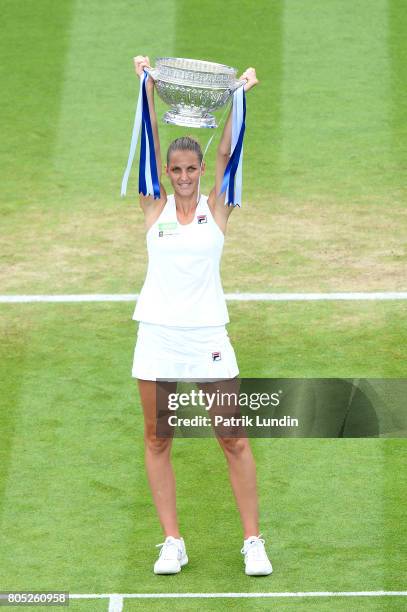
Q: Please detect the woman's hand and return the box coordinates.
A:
[239,67,259,92]
[133,55,153,79]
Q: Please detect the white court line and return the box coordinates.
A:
[1,292,407,304]
[69,590,407,600]
[70,591,407,611]
[107,594,123,612]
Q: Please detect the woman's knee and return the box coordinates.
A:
[144,431,172,455]
[217,436,249,457]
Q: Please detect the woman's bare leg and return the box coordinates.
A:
[137,379,180,538]
[198,379,259,538]
[217,436,259,538]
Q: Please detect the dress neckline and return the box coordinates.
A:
[174,194,202,227]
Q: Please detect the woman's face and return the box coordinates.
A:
[165,150,204,198]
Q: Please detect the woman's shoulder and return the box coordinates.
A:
[139,182,169,212]
[141,187,172,232]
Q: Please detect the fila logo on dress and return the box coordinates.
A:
[212,351,221,361]
[197,215,207,224]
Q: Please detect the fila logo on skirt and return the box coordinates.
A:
[212,351,221,361]
[197,215,207,224]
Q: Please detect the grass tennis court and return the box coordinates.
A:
[1,0,406,610]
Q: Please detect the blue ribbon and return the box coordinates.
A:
[139,71,160,199]
[220,86,246,206]
[121,70,160,199]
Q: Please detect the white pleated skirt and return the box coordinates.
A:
[131,322,239,381]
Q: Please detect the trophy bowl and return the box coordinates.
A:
[147,57,244,128]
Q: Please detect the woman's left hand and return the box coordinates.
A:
[239,67,259,92]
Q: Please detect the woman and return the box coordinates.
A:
[131,55,272,576]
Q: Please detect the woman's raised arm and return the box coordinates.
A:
[209,67,259,216]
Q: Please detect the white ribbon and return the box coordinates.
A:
[120,74,144,197]
[231,84,244,206]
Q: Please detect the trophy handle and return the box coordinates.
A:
[144,67,158,80]
[230,78,247,93]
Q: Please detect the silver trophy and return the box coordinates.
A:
[147,57,244,128]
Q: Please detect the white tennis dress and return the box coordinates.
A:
[131,193,239,381]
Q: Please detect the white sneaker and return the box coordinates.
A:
[153,536,188,574]
[241,534,273,576]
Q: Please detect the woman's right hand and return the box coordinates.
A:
[133,55,152,78]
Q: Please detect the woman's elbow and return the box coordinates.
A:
[217,149,230,161]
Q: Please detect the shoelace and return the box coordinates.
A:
[241,534,266,559]
[155,538,180,560]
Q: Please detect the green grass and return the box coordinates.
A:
[1,0,406,296]
[1,0,406,609]
[1,304,406,609]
